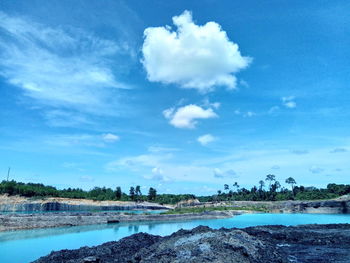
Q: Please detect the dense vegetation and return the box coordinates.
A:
[0,180,194,204]
[0,176,349,205]
[197,175,350,202]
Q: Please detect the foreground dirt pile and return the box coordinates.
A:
[32,224,350,263]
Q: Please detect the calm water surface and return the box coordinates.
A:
[1,213,349,263]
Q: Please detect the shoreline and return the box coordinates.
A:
[0,194,349,232]
[0,210,242,232]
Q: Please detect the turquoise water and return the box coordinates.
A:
[0,213,349,263]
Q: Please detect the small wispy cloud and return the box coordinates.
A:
[197,134,216,146]
[202,98,221,109]
[62,162,85,172]
[213,168,238,179]
[234,109,256,117]
[309,165,324,174]
[330,148,347,153]
[79,175,95,182]
[148,146,180,153]
[282,96,297,109]
[268,106,280,114]
[102,133,120,143]
[106,153,173,171]
[239,79,249,88]
[44,133,119,148]
[43,110,94,127]
[290,149,309,155]
[271,165,280,170]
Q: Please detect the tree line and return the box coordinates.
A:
[0,180,194,204]
[0,177,349,204]
[198,174,350,202]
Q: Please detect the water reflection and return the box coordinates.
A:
[0,219,185,242]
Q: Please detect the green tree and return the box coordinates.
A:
[148,187,157,201]
[265,174,276,190]
[135,185,142,202]
[285,177,297,194]
[135,185,142,195]
[269,181,280,201]
[232,182,239,192]
[258,180,265,191]
[224,184,229,192]
[115,187,122,200]
[271,181,280,191]
[129,186,135,201]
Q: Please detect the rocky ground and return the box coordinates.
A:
[179,195,350,214]
[32,224,350,263]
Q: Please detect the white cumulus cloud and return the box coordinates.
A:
[197,134,216,146]
[163,104,218,129]
[142,10,251,92]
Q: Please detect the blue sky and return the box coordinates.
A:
[0,0,349,195]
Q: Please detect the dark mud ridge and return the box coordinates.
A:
[33,224,350,263]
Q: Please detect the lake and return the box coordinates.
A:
[1,213,350,263]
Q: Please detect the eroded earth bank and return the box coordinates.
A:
[0,210,237,232]
[33,224,350,263]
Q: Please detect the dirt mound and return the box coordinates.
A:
[32,224,350,263]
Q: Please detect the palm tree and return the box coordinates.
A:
[232,182,239,192]
[265,174,276,190]
[224,184,229,192]
[258,180,265,191]
[129,187,135,201]
[135,185,142,202]
[135,185,142,195]
[285,177,297,195]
